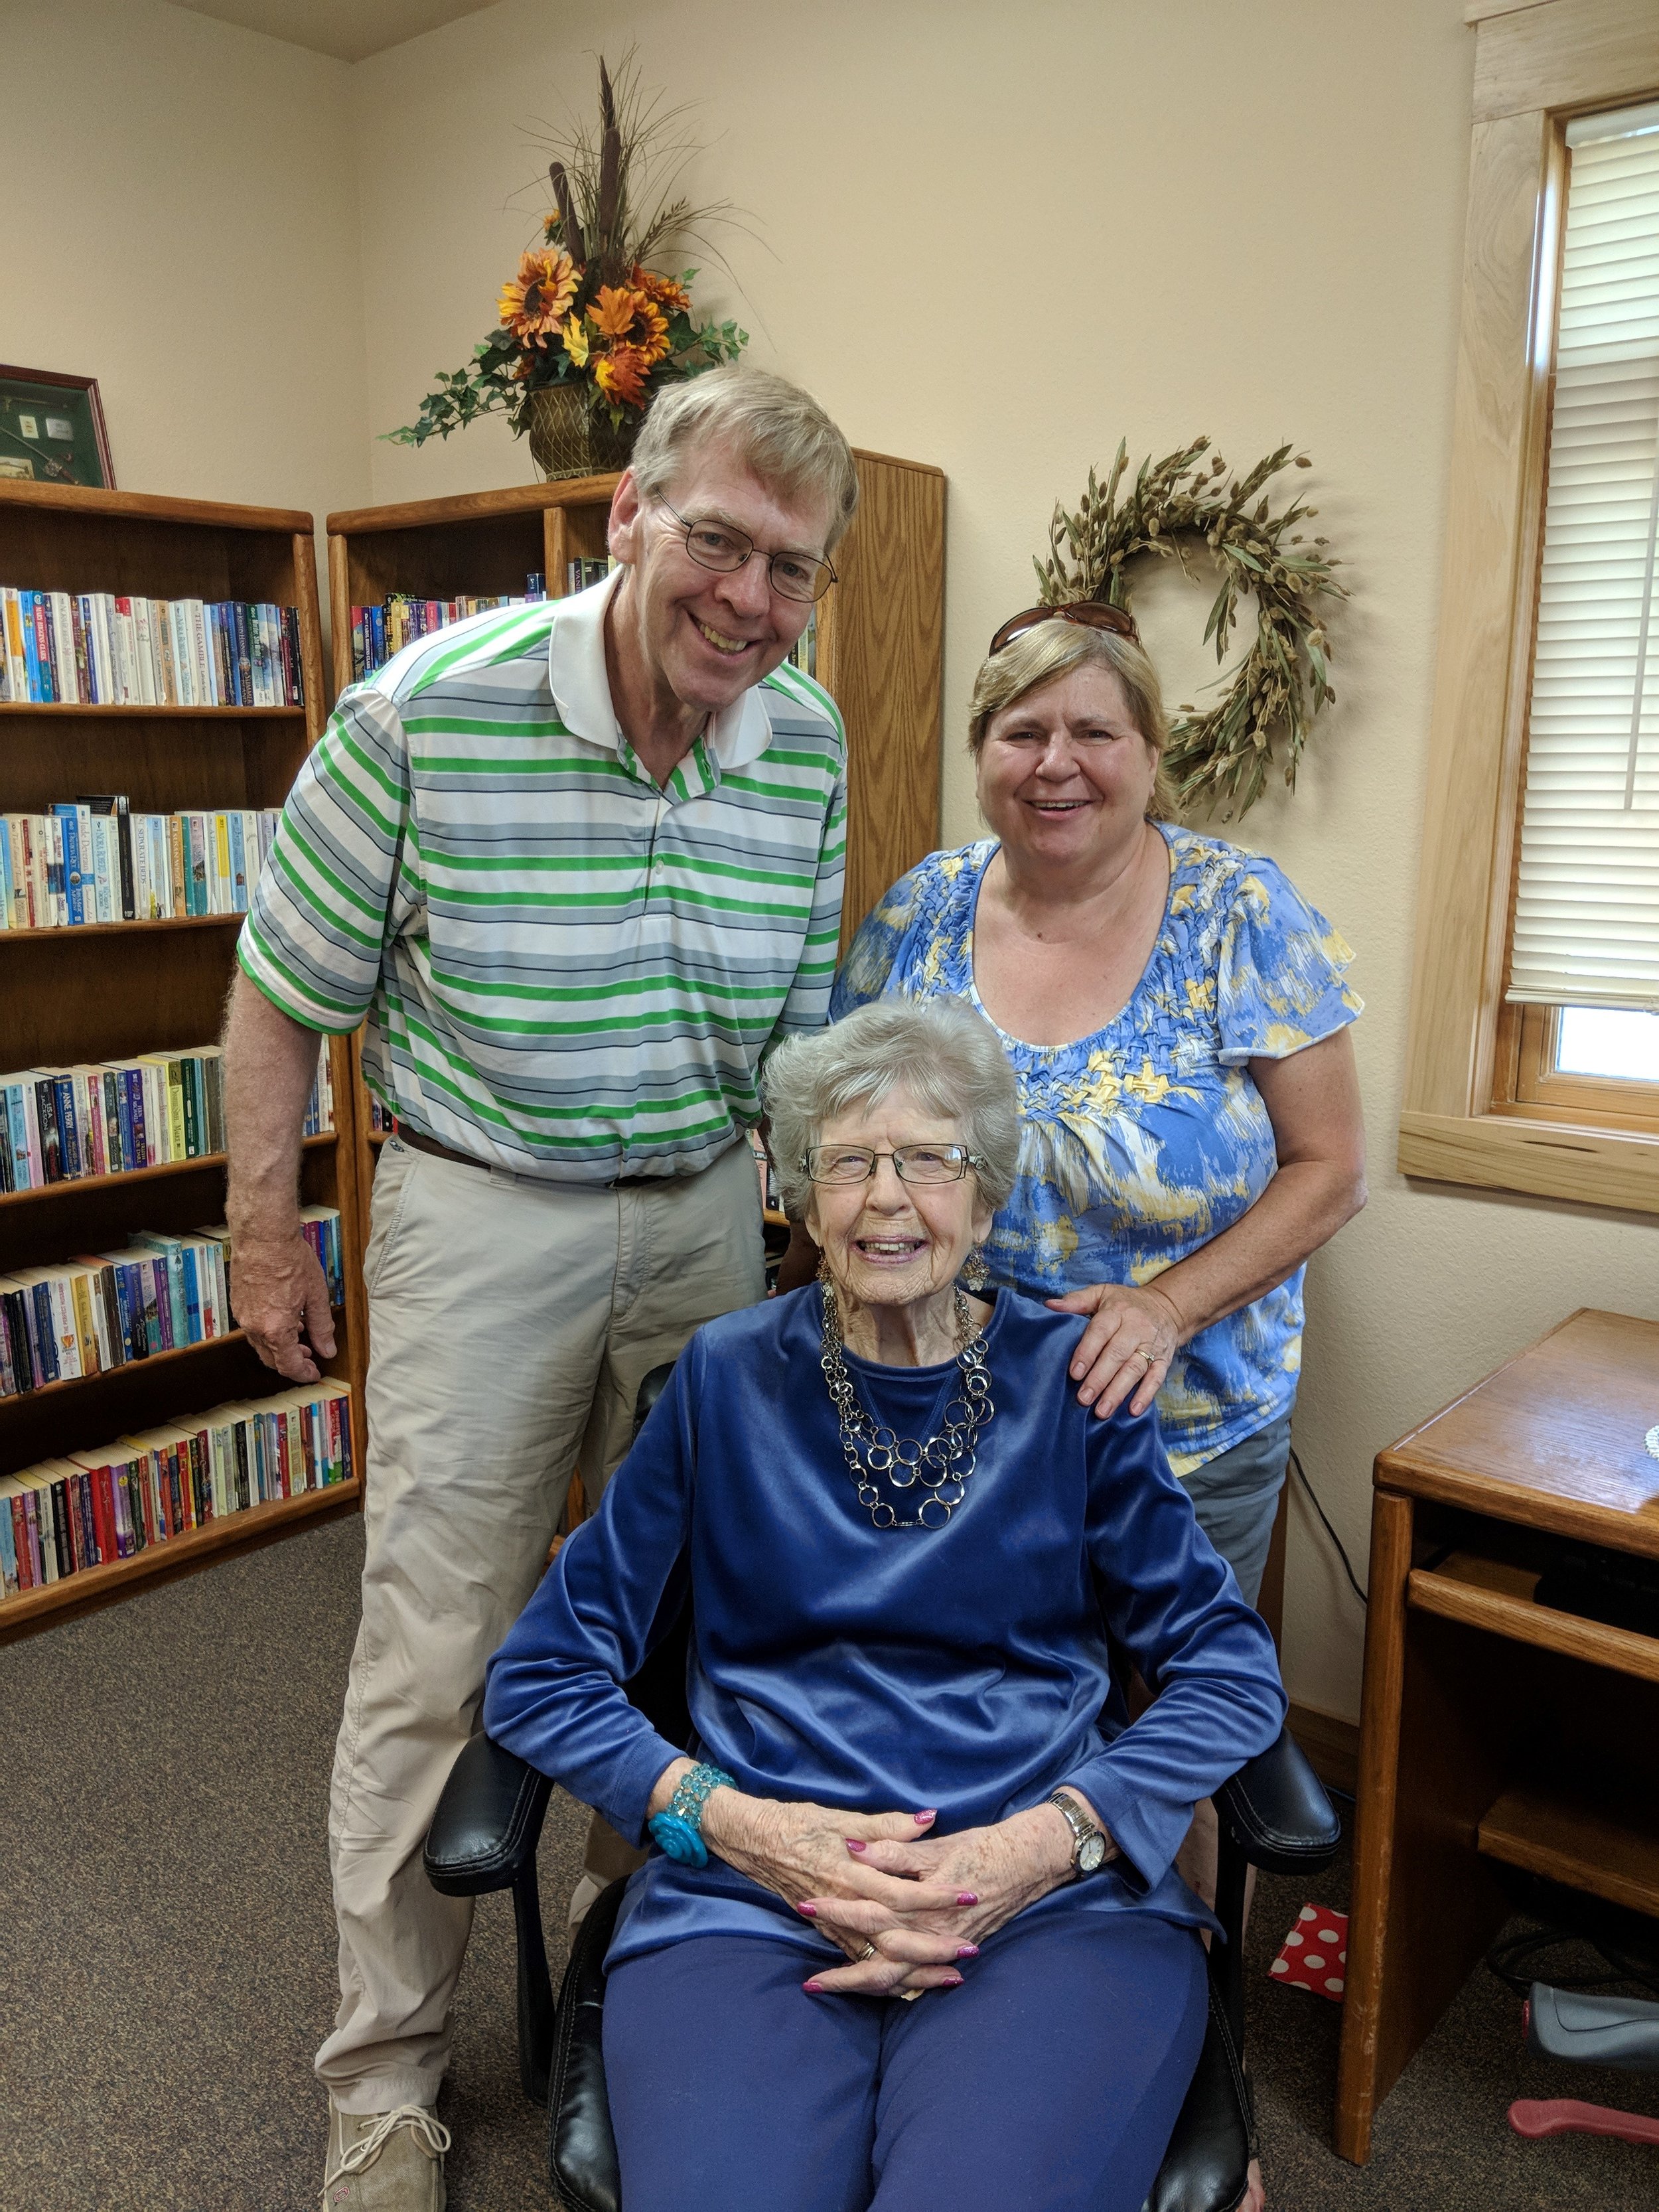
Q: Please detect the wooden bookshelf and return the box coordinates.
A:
[325,455,946,1222]
[0,482,366,1640]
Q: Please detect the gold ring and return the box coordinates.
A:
[859,1940,879,1961]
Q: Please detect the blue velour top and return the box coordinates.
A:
[483,1286,1287,1969]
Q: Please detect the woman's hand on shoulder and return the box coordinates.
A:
[700,1792,972,1995]
[1045,1280,1185,1419]
[794,1805,1080,1994]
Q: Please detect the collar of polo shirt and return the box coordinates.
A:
[547,567,776,775]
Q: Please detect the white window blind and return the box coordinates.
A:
[1508,102,1659,1011]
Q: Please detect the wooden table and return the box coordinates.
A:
[1336,1308,1659,2162]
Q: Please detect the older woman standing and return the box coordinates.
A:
[828,606,1367,1609]
[484,999,1284,2212]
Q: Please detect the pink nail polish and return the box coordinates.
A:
[956,1944,979,1958]
[957,1891,978,1905]
[914,1810,936,1823]
[942,1973,964,1987]
[803,1979,826,1993]
[796,1902,818,1917]
[845,1838,866,1854]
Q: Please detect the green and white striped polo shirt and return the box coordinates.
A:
[238,573,847,1181]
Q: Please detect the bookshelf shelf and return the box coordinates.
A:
[0,1306,339,1414]
[0,1475,361,1640]
[0,480,368,1635]
[0,703,307,719]
[2,915,246,943]
[0,1133,332,1211]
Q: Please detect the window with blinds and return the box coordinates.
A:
[1508,101,1659,1014]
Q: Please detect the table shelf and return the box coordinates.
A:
[1479,1776,1659,1919]
[1407,1552,1659,1686]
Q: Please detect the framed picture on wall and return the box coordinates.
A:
[0,366,115,488]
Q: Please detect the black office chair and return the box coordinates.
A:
[426,1366,1341,2212]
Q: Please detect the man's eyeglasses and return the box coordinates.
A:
[988,601,1141,654]
[803,1143,982,1187]
[659,498,837,605]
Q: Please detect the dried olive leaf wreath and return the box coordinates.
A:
[1033,437,1346,818]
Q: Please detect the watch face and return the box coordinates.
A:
[1078,1832,1108,1874]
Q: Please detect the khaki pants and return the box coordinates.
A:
[316,1136,764,2112]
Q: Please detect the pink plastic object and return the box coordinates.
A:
[1508,2099,1659,2148]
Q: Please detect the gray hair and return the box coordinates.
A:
[629,364,860,552]
[762,999,1021,1220]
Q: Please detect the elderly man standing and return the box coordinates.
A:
[222,366,856,2209]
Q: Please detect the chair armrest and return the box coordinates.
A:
[1216,1726,1342,1874]
[423,1733,552,1897]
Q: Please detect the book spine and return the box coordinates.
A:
[50,804,84,926]
[71,595,92,703]
[114,798,134,922]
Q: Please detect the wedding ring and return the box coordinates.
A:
[859,1940,879,1961]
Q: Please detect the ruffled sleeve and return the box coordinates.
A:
[829,859,930,1017]
[1214,855,1362,1066]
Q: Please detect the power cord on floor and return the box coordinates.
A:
[1288,1443,1368,1605]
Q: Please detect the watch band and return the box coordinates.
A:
[1046,1790,1115,1875]
[648,1761,737,1869]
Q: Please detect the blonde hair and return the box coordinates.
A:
[967,621,1181,822]
[628,365,860,553]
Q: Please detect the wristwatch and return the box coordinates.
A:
[1047,1790,1116,1876]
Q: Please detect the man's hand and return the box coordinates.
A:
[231,1224,336,1382]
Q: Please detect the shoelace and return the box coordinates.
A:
[323,2105,453,2201]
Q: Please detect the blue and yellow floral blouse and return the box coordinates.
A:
[830,825,1362,1475]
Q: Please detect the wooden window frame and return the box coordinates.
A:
[1400,0,1659,1215]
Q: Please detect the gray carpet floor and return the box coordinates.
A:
[2,1512,1656,2210]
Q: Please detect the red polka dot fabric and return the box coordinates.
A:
[1268,1903,1348,2001]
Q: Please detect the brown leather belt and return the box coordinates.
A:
[392,1123,659,1188]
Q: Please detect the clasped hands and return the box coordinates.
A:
[697,1785,1080,1998]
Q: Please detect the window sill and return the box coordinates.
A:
[1398,1110,1659,1216]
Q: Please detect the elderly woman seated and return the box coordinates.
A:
[482,998,1286,2212]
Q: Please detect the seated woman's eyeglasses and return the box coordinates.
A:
[804,1143,982,1185]
[658,498,837,604]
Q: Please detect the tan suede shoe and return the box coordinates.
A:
[321,2102,450,2211]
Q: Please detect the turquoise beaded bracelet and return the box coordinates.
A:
[647,1761,737,1868]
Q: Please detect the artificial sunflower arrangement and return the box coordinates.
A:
[388,54,748,477]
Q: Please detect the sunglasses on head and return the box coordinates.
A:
[987,601,1141,655]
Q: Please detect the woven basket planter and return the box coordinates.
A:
[524,385,638,481]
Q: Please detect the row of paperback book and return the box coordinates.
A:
[565,557,615,594]
[0,587,305,707]
[0,1375,354,1599]
[0,1208,343,1399]
[349,577,547,684]
[1,800,280,927]
[0,1041,332,1193]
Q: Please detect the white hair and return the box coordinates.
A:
[629,365,859,552]
[762,999,1020,1219]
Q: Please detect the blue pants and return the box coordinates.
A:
[603,1909,1208,2212]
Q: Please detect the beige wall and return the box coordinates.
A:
[0,0,369,560]
[9,0,1655,1720]
[349,0,1658,1723]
